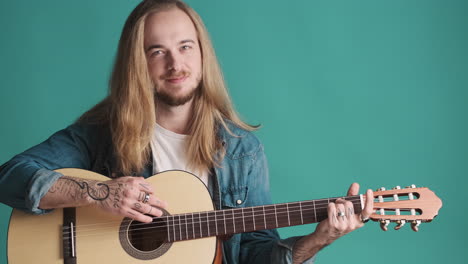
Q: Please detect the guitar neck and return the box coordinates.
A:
[165,195,363,242]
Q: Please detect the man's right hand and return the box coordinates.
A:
[96,176,168,223]
[39,175,168,223]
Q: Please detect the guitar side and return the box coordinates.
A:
[8,169,218,264]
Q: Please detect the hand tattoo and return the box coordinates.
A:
[113,183,124,208]
[134,203,142,210]
[139,183,150,191]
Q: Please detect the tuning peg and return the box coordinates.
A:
[380,220,390,231]
[392,186,401,190]
[394,220,406,230]
[406,184,416,189]
[411,220,421,232]
[376,187,386,191]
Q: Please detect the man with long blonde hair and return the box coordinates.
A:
[0,0,373,263]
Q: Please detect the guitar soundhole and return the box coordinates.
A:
[128,217,166,251]
[119,209,172,260]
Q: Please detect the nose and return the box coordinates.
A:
[167,51,182,72]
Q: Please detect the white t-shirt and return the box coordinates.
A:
[150,124,209,186]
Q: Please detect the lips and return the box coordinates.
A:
[166,76,188,84]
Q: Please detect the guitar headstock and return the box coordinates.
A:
[370,185,442,232]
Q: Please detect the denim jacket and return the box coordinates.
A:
[0,121,315,264]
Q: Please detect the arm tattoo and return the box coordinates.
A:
[62,177,110,201]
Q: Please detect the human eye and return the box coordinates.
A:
[151,49,165,57]
[181,45,192,51]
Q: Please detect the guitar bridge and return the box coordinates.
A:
[62,208,77,264]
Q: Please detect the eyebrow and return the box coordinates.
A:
[146,39,196,52]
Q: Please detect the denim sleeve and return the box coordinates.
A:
[0,123,95,214]
[239,145,315,264]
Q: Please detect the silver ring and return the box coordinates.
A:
[337,211,346,218]
[361,215,369,223]
[142,193,150,204]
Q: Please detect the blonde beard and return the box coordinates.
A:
[155,83,200,107]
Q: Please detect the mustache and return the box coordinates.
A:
[163,71,190,79]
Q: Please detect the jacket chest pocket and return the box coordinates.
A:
[221,186,249,208]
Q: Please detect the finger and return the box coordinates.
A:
[344,200,355,218]
[138,181,154,194]
[133,202,163,217]
[136,191,168,209]
[347,182,359,196]
[145,205,164,217]
[149,195,168,209]
[136,191,147,202]
[328,202,337,224]
[336,203,346,222]
[361,189,374,218]
[335,198,345,204]
[343,200,361,229]
[126,209,153,223]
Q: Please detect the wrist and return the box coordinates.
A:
[292,233,328,264]
[307,230,334,248]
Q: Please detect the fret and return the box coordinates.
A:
[223,210,227,235]
[185,214,188,240]
[206,212,210,237]
[192,213,195,239]
[252,207,256,230]
[313,200,317,222]
[199,212,203,238]
[241,208,246,232]
[180,215,184,240]
[185,214,189,240]
[274,204,278,227]
[286,203,290,226]
[167,216,172,242]
[175,215,181,241]
[299,202,303,224]
[263,205,267,229]
[172,216,176,242]
[214,211,218,235]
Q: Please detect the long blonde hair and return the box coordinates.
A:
[79,0,257,175]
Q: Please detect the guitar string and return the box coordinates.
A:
[61,198,363,239]
[61,197,361,236]
[61,197,363,237]
[60,209,340,249]
[60,195,362,232]
[55,209,335,253]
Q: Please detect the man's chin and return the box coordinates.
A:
[155,92,196,107]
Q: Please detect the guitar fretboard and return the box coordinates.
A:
[163,195,362,242]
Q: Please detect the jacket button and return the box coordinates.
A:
[236,199,242,205]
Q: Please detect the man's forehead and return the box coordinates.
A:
[144,8,198,46]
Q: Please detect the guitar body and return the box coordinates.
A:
[8,169,218,264]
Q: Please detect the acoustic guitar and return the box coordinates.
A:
[7,168,442,263]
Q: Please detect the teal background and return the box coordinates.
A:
[0,0,466,263]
